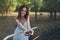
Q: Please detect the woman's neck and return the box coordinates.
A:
[19,16,26,24]
[21,16,25,19]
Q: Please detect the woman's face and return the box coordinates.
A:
[21,7,27,17]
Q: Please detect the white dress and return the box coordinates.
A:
[13,21,29,40]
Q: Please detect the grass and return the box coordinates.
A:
[0,12,60,40]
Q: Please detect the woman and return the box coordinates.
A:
[13,5,34,40]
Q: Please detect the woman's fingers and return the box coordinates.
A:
[24,29,34,36]
[25,34,30,36]
[29,29,34,35]
[31,30,34,35]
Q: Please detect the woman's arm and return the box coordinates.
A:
[15,19,26,31]
[27,16,34,35]
[27,15,31,29]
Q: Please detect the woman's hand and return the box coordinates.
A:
[24,29,34,36]
[24,33,31,36]
[29,29,34,35]
[24,30,31,36]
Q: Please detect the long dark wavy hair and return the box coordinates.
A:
[17,5,29,21]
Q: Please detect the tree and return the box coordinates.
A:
[57,0,60,12]
[42,0,57,21]
[0,0,17,18]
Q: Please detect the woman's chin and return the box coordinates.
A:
[21,15,24,17]
[21,14,25,17]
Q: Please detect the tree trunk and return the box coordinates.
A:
[50,12,53,21]
[53,12,56,21]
